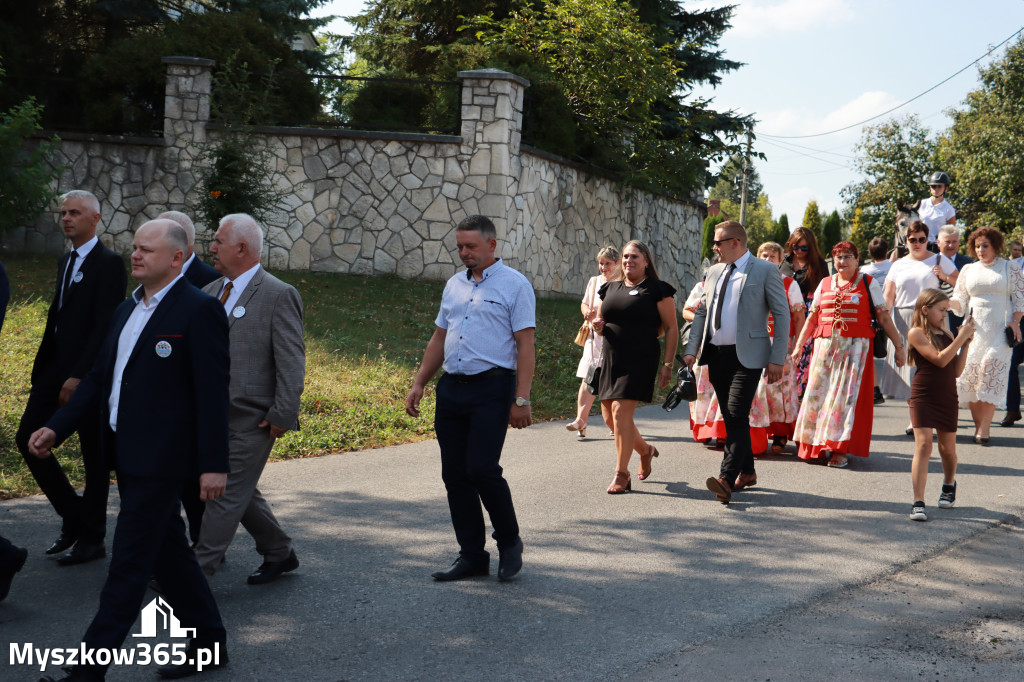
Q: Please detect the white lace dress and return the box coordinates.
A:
[952,258,1024,406]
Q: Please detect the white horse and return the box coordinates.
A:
[892,200,921,258]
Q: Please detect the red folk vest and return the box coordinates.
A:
[767,275,797,338]
[813,273,875,339]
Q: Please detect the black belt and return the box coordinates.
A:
[445,367,515,383]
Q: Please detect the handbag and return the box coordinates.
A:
[573,322,589,347]
[584,363,601,395]
[864,274,888,359]
[934,255,954,296]
[1004,259,1021,348]
[663,355,697,411]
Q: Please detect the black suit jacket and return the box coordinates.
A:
[184,255,220,289]
[47,278,230,479]
[32,243,127,387]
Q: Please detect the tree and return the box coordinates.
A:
[822,210,843,252]
[709,153,763,204]
[937,34,1024,232]
[802,201,824,247]
[702,214,724,261]
[713,194,774,254]
[771,213,790,246]
[0,65,60,234]
[841,114,935,249]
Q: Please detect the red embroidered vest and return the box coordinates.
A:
[813,274,875,339]
[768,275,797,338]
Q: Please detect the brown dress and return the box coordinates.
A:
[909,333,958,431]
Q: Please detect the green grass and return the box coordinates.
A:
[0,252,632,499]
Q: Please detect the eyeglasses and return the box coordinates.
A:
[712,237,737,246]
[907,236,928,245]
[792,245,809,252]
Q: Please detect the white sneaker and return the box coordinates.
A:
[910,502,927,522]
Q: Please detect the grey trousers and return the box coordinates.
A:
[194,430,293,576]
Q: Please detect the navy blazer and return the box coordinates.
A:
[184,256,220,289]
[47,278,230,479]
[32,243,127,387]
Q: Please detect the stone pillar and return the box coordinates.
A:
[161,56,214,208]
[457,69,530,257]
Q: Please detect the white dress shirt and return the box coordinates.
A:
[59,235,98,308]
[217,263,261,316]
[710,250,751,346]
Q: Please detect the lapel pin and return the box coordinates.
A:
[155,340,172,358]
[232,306,246,318]
[73,271,84,283]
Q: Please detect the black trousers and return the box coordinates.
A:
[705,344,763,481]
[16,384,109,544]
[1007,319,1024,413]
[434,371,520,563]
[77,474,225,678]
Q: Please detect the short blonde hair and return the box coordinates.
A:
[757,242,783,260]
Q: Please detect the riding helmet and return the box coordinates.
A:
[927,171,950,186]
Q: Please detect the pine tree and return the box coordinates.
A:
[772,213,791,246]
[802,201,824,248]
[822,210,843,252]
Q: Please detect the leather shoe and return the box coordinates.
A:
[1000,410,1022,427]
[45,531,79,555]
[706,476,733,504]
[733,472,757,491]
[247,549,299,585]
[0,545,28,601]
[156,637,228,678]
[431,556,489,581]
[57,542,106,567]
[497,539,524,582]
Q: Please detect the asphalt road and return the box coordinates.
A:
[1,398,1021,681]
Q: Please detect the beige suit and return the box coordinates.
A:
[194,267,305,575]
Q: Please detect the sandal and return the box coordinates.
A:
[637,445,659,480]
[566,419,586,438]
[607,471,631,494]
[826,453,849,468]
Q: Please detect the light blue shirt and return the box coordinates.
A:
[436,258,536,375]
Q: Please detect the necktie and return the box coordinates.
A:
[218,281,234,305]
[714,263,736,330]
[60,250,79,309]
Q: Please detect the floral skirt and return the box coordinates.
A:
[793,335,875,459]
[763,337,800,439]
[690,363,769,454]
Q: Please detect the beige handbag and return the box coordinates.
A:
[573,322,590,347]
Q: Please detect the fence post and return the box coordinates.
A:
[161,56,215,210]
[456,69,530,256]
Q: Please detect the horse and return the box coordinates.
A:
[891,200,921,259]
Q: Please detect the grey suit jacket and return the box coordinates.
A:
[203,268,305,433]
[685,254,790,369]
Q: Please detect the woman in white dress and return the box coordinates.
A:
[882,221,957,403]
[951,227,1024,444]
[567,246,620,437]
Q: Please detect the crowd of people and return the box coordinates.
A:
[567,172,1024,521]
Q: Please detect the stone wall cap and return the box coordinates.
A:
[162,56,216,67]
[457,69,530,88]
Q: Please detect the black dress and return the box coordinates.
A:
[597,278,676,402]
[909,333,958,431]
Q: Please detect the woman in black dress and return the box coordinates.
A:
[592,241,678,493]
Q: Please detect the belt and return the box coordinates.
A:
[445,367,515,383]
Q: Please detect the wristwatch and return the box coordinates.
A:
[515,396,531,407]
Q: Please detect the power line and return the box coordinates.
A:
[758,25,1024,139]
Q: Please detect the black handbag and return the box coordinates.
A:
[584,363,601,395]
[864,274,888,359]
[663,355,697,411]
[1006,326,1021,348]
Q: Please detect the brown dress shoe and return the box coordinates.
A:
[733,472,757,491]
[706,476,732,504]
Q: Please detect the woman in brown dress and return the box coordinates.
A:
[906,289,975,522]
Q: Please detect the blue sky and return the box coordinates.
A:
[312,0,1024,226]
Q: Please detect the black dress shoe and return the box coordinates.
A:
[1000,410,1022,427]
[0,545,28,601]
[497,539,524,582]
[247,549,298,585]
[431,557,489,581]
[45,531,79,555]
[57,542,106,567]
[156,638,228,678]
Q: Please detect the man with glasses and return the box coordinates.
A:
[684,221,789,505]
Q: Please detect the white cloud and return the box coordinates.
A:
[757,90,902,139]
[726,0,855,38]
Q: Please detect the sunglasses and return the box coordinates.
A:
[713,237,737,246]
[792,245,809,252]
[907,236,928,245]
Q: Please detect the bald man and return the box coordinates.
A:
[31,219,231,680]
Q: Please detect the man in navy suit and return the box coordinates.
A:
[30,219,230,681]
[16,190,127,566]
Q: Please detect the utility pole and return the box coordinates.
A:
[739,129,753,225]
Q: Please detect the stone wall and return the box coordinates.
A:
[6,59,706,297]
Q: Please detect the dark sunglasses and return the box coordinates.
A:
[792,245,809,252]
[713,237,737,246]
[907,236,928,245]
